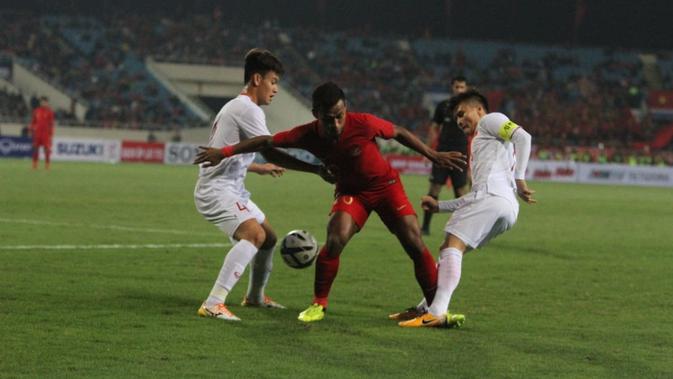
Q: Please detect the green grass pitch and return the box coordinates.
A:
[1,159,672,378]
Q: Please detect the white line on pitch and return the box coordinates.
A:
[0,243,231,251]
[0,218,213,236]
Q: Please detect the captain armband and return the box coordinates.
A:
[498,120,519,141]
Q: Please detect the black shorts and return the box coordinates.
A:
[429,164,468,188]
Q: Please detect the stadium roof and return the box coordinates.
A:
[3,0,673,50]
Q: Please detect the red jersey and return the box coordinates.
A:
[31,106,55,139]
[273,112,398,193]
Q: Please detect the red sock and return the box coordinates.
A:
[45,147,51,169]
[312,246,340,308]
[413,247,438,305]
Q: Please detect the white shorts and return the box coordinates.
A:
[194,186,265,238]
[444,193,518,250]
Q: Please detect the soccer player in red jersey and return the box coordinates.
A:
[194,82,465,322]
[30,96,55,170]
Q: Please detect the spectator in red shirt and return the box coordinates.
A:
[30,96,55,170]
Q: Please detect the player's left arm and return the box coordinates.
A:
[193,132,335,183]
[511,127,536,204]
[488,114,536,204]
[481,113,536,204]
[392,126,466,171]
[421,194,474,213]
[193,135,274,167]
[248,162,285,177]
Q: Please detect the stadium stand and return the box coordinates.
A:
[0,12,202,129]
[1,9,672,165]
[0,88,29,121]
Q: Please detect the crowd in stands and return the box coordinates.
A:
[532,145,673,166]
[0,12,201,129]
[1,9,672,165]
[0,88,29,121]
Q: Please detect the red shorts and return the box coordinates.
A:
[33,135,52,148]
[330,177,416,232]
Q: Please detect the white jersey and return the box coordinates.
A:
[196,94,271,201]
[470,112,521,202]
[443,112,530,249]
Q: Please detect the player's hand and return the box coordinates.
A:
[433,151,467,172]
[193,146,225,167]
[421,195,439,213]
[318,165,337,184]
[515,179,536,204]
[255,163,285,177]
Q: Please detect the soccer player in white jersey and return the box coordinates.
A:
[392,90,536,327]
[195,49,333,321]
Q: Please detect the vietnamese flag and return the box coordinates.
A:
[647,90,673,112]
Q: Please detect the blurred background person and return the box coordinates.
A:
[30,96,54,170]
[421,76,470,235]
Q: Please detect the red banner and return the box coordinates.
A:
[121,141,165,163]
[647,90,673,111]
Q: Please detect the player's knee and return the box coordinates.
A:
[248,230,267,248]
[261,230,277,249]
[325,232,348,255]
[234,221,266,248]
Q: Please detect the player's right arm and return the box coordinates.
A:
[260,146,335,183]
[193,130,335,183]
[193,135,273,167]
[421,194,475,213]
[264,128,336,183]
[393,126,466,171]
[480,113,536,204]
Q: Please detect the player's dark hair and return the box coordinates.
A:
[451,75,467,85]
[312,82,346,112]
[449,89,489,114]
[244,48,284,84]
[40,96,48,101]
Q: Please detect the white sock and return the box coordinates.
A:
[205,239,258,307]
[245,245,275,303]
[416,299,428,313]
[428,247,463,317]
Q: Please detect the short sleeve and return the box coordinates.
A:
[363,113,395,139]
[238,106,271,138]
[272,123,313,148]
[478,112,519,141]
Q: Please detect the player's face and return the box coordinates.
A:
[315,99,347,140]
[452,80,468,95]
[256,71,280,106]
[454,102,482,135]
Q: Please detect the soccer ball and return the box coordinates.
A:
[280,230,319,269]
